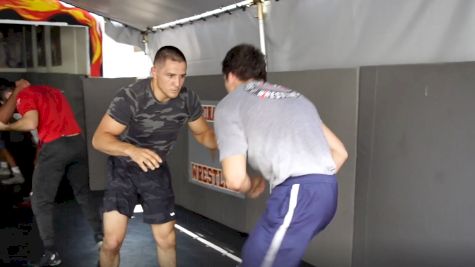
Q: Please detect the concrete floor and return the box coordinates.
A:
[0,193,314,267]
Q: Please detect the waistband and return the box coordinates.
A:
[110,156,168,168]
[279,173,337,186]
[63,133,80,137]
[41,133,82,145]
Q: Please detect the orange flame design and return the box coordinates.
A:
[0,0,102,76]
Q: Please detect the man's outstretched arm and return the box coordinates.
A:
[221,154,266,198]
[92,113,162,172]
[0,110,38,132]
[322,123,348,173]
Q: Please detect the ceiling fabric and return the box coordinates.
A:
[66,0,475,76]
[265,0,475,72]
[61,0,240,31]
[104,20,146,51]
[149,8,259,76]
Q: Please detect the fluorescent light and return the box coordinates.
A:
[0,19,68,26]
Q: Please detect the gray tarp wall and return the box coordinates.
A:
[106,0,475,75]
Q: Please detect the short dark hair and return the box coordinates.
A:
[153,46,187,66]
[0,78,15,94]
[222,44,267,82]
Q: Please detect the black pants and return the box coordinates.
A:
[31,135,102,250]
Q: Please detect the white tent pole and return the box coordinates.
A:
[256,0,266,56]
[142,32,149,55]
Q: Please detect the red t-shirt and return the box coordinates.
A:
[16,85,81,144]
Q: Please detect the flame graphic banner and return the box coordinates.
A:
[0,0,102,76]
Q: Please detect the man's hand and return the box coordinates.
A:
[15,79,30,92]
[125,146,163,172]
[247,176,266,198]
[0,121,9,131]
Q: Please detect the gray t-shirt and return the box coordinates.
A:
[107,78,203,159]
[215,81,336,189]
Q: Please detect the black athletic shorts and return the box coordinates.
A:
[103,156,176,224]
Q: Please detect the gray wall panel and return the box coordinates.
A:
[269,69,358,267]
[355,63,475,267]
[352,67,378,267]
[82,77,136,190]
[0,73,23,83]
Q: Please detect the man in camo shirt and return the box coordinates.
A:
[93,46,217,267]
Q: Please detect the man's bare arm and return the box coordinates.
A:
[188,116,218,150]
[92,113,162,172]
[221,154,265,198]
[0,110,38,131]
[322,123,348,172]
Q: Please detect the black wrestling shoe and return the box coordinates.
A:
[35,251,61,266]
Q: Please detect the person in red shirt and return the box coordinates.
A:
[0,78,103,267]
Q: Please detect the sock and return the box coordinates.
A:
[11,166,21,174]
[0,161,7,168]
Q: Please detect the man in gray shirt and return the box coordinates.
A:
[214,44,348,267]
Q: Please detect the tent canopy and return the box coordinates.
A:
[61,0,241,31]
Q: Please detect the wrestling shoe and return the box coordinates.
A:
[1,173,25,185]
[36,251,61,266]
[0,167,11,177]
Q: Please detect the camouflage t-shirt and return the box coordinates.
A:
[107,78,203,159]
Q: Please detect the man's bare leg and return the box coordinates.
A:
[151,220,176,267]
[100,211,128,267]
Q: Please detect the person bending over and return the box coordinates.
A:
[0,78,103,267]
